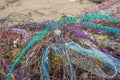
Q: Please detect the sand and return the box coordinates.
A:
[0,0,96,21]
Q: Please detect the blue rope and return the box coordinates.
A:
[40,46,51,80]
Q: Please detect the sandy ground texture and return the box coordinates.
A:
[0,0,96,21]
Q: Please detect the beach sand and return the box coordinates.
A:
[0,0,96,21]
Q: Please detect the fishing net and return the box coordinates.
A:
[0,1,120,80]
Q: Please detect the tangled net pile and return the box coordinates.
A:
[0,0,120,80]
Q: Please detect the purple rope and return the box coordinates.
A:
[0,57,20,79]
[11,28,29,40]
[91,28,109,34]
[29,20,55,30]
[0,56,5,64]
[70,29,98,45]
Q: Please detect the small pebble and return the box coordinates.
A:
[0,5,5,10]
[90,0,105,3]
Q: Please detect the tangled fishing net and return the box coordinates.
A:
[0,0,120,80]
